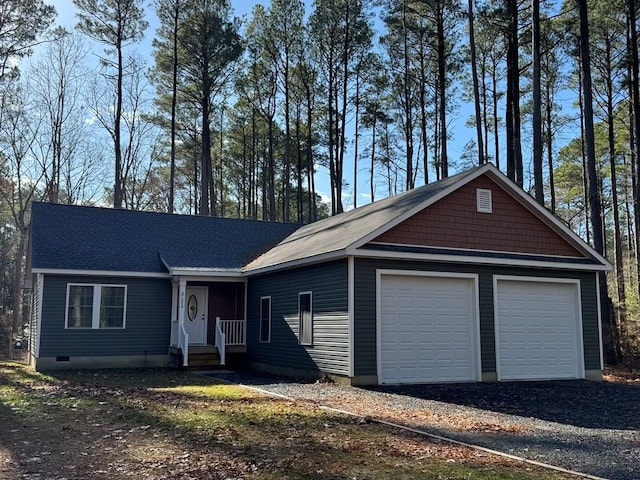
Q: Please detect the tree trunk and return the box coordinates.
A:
[354,66,360,208]
[370,115,377,202]
[337,4,350,214]
[604,35,627,340]
[296,104,303,223]
[283,52,291,222]
[267,118,276,220]
[200,96,211,216]
[434,84,441,180]
[114,36,124,208]
[577,65,590,244]
[468,0,484,165]
[251,110,257,219]
[305,78,316,222]
[481,58,489,164]
[402,1,414,189]
[9,229,26,361]
[491,59,500,170]
[419,40,429,184]
[577,0,616,363]
[628,0,640,327]
[545,81,556,212]
[532,0,544,203]
[436,0,448,178]
[328,50,336,215]
[169,1,179,214]
[506,0,523,185]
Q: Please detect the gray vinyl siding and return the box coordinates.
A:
[39,275,171,357]
[353,258,600,377]
[247,260,349,375]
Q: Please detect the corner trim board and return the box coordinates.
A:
[34,273,44,358]
[348,256,355,378]
[595,272,604,370]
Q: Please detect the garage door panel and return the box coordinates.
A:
[379,274,479,384]
[496,279,583,380]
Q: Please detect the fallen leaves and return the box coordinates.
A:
[0,362,575,480]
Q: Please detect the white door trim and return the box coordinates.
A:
[493,275,585,381]
[376,269,481,384]
[185,286,208,345]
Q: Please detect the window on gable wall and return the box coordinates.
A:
[260,296,271,343]
[298,292,313,346]
[66,284,127,329]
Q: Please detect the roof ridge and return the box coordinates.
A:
[32,201,301,227]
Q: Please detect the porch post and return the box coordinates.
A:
[178,279,186,325]
[178,279,188,366]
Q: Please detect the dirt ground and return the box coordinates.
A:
[0,363,578,480]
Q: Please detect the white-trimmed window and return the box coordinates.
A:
[259,296,271,343]
[298,291,313,346]
[66,284,127,329]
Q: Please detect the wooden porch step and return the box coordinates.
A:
[169,345,244,369]
[188,345,217,355]
[188,345,221,369]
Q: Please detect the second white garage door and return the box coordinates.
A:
[495,277,584,381]
[378,272,480,384]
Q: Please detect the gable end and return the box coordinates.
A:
[373,175,585,258]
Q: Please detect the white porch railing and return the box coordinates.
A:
[178,323,189,367]
[220,319,246,346]
[215,317,226,366]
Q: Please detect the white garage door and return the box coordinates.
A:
[495,278,583,381]
[378,273,479,384]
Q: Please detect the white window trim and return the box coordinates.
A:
[298,291,313,346]
[65,283,128,330]
[259,296,271,343]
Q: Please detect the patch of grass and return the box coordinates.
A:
[0,362,576,479]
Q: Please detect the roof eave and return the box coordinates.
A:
[31,268,172,278]
[351,248,612,272]
[168,268,245,277]
[243,249,347,275]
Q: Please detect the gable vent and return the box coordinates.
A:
[476,188,492,213]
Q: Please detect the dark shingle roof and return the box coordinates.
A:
[31,164,610,275]
[244,168,478,271]
[244,163,611,272]
[31,203,300,273]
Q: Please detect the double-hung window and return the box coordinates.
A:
[66,284,127,329]
[298,292,313,345]
[259,296,271,343]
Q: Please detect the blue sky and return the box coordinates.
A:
[45,0,478,209]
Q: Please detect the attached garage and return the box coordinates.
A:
[494,277,584,381]
[377,271,480,384]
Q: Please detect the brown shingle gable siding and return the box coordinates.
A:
[373,175,584,258]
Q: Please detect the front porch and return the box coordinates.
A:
[169,277,247,368]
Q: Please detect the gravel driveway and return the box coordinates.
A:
[206,371,640,480]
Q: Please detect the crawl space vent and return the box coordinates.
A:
[476,188,492,213]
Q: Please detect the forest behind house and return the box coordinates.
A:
[1,0,639,366]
